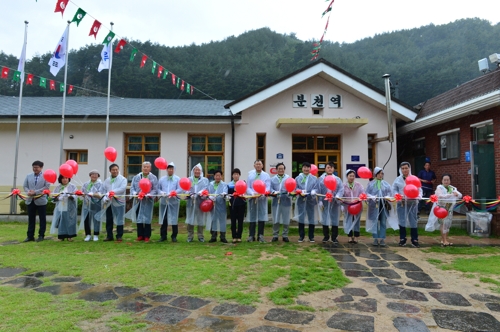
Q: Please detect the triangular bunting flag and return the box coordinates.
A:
[27,74,34,85]
[186,83,191,94]
[171,74,176,85]
[12,70,21,82]
[59,82,65,92]
[1,67,9,79]
[71,8,86,26]
[162,69,168,79]
[190,86,194,95]
[151,61,157,74]
[176,77,180,88]
[102,31,115,46]
[181,80,185,91]
[54,0,69,16]
[114,39,126,53]
[40,77,46,88]
[157,66,163,78]
[140,55,147,68]
[130,48,138,61]
[89,20,101,39]
[49,80,56,90]
[68,85,73,94]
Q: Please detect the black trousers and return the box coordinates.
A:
[27,202,46,239]
[249,221,265,237]
[400,226,418,242]
[230,205,245,238]
[84,214,100,236]
[106,207,123,239]
[137,223,152,238]
[322,226,339,240]
[160,212,179,239]
[348,230,360,237]
[299,223,315,239]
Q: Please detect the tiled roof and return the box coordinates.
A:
[0,96,235,118]
[416,67,500,120]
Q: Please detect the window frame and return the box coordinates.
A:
[438,130,460,161]
[124,133,161,182]
[188,134,225,180]
[66,150,88,164]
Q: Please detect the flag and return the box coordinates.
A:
[27,74,34,85]
[176,77,180,88]
[40,77,46,88]
[48,26,69,76]
[181,80,185,91]
[49,80,56,90]
[68,85,73,94]
[71,8,86,26]
[18,39,26,83]
[140,55,147,68]
[89,20,101,39]
[157,66,163,78]
[151,61,157,74]
[114,39,126,53]
[54,0,69,16]
[98,44,111,72]
[1,67,9,79]
[171,74,176,85]
[60,82,65,92]
[186,83,191,94]
[130,48,137,61]
[162,69,168,79]
[190,86,194,95]
[102,31,115,46]
[13,71,21,82]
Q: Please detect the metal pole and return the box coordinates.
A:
[11,20,29,214]
[59,21,71,165]
[104,22,114,177]
[383,74,393,143]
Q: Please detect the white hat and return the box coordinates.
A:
[374,167,383,176]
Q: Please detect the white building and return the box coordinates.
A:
[0,59,416,213]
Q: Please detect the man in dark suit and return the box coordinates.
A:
[23,160,50,242]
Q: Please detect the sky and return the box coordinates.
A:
[0,0,498,59]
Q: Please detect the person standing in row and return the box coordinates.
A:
[23,160,50,242]
[158,162,182,242]
[318,162,343,243]
[295,162,318,243]
[393,161,422,248]
[208,170,228,243]
[366,167,392,246]
[270,163,292,243]
[227,168,245,243]
[51,175,78,242]
[80,170,102,242]
[417,161,436,214]
[343,169,365,244]
[246,160,271,243]
[129,162,158,243]
[101,164,128,242]
[185,163,209,242]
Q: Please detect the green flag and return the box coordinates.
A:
[176,77,180,88]
[102,31,115,46]
[187,83,191,93]
[151,61,157,74]
[40,77,46,88]
[60,83,65,92]
[162,69,168,79]
[12,70,21,82]
[129,48,137,61]
[71,8,87,26]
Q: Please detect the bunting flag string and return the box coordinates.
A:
[46,0,212,99]
[311,0,335,61]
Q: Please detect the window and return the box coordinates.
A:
[474,122,494,142]
[367,135,377,171]
[66,150,88,164]
[125,134,160,182]
[257,134,266,170]
[440,132,459,160]
[188,134,224,181]
[292,135,340,151]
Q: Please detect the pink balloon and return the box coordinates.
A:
[65,160,78,175]
[310,164,318,176]
[104,147,117,163]
[59,164,74,178]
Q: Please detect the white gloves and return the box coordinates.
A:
[209,196,216,201]
[318,201,323,208]
[311,190,317,196]
[102,196,109,203]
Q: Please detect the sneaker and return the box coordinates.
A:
[187,238,193,243]
[398,239,406,247]
[36,236,44,243]
[209,238,217,243]
[144,237,150,243]
[309,238,315,243]
[171,237,178,243]
[23,237,35,242]
[332,238,339,244]
[93,235,99,242]
[379,239,386,247]
[232,238,237,243]
[247,236,255,242]
[221,238,228,243]
[237,239,242,242]
[272,237,279,242]
[116,238,123,243]
[282,237,290,242]
[372,239,379,246]
[199,238,205,242]
[258,235,266,243]
[411,240,420,248]
[298,237,304,243]
[158,238,167,242]
[84,235,91,242]
[322,237,330,243]
[136,236,144,242]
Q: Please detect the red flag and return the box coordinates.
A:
[54,0,69,16]
[50,80,56,90]
[140,55,147,68]
[181,80,185,91]
[157,66,163,78]
[1,67,9,79]
[114,39,127,53]
[190,86,194,95]
[68,85,74,94]
[171,74,176,85]
[89,20,101,39]
[27,74,33,85]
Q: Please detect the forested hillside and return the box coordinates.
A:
[0,18,498,106]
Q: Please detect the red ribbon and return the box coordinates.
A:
[463,195,472,203]
[295,189,302,195]
[43,189,51,196]
[430,194,438,203]
[201,189,209,197]
[394,193,402,201]
[325,192,333,202]
[265,190,271,196]
[74,190,83,196]
[138,192,146,200]
[359,193,367,201]
[169,190,177,198]
[11,189,20,196]
[108,191,115,199]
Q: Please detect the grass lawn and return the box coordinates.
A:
[0,221,349,331]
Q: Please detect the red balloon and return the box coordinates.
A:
[347,202,362,215]
[405,175,421,188]
[357,166,372,179]
[253,179,266,194]
[235,180,247,195]
[324,175,337,191]
[65,159,78,175]
[433,206,448,219]
[179,177,191,191]
[59,164,74,178]
[139,178,151,194]
[200,199,213,212]
[154,157,167,170]
[104,147,117,162]
[403,184,419,199]
[310,164,318,176]
[43,169,57,184]
[284,178,296,193]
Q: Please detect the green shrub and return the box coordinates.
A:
[19,197,83,215]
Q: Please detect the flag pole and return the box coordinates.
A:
[59,21,71,165]
[104,22,114,178]
[10,20,29,215]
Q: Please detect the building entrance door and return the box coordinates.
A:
[291,135,341,178]
[316,153,340,177]
[471,141,496,204]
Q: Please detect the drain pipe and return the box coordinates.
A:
[231,118,235,172]
[370,74,394,143]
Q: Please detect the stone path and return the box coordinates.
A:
[2,239,500,331]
